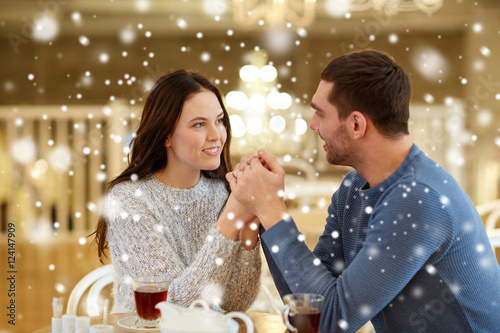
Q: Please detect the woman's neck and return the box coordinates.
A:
[154,167,201,189]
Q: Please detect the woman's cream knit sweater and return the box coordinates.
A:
[104,174,261,313]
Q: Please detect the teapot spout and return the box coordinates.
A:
[155,301,182,319]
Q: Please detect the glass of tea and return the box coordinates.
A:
[132,276,170,328]
[282,293,324,333]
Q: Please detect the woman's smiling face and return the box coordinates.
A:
[165,89,227,176]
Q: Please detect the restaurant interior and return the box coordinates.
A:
[1,0,500,332]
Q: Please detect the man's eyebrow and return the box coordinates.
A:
[310,103,321,112]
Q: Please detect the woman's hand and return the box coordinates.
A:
[215,193,256,241]
[227,150,288,230]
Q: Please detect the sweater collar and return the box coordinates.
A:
[361,144,420,195]
[150,174,211,203]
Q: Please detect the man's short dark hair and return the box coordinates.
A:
[321,49,411,139]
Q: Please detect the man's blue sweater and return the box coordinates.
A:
[261,144,500,332]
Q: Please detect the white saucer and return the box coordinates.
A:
[116,316,161,332]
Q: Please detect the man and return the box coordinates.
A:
[227,50,500,332]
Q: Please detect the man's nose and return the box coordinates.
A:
[310,114,318,131]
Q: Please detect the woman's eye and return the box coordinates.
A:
[195,122,204,127]
[217,118,224,124]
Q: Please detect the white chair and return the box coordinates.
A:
[475,199,500,249]
[66,264,113,316]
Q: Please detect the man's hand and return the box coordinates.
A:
[232,151,260,173]
[240,218,260,250]
[227,150,288,230]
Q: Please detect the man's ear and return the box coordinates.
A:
[348,111,367,139]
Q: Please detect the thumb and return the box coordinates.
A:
[258,150,282,173]
[226,172,237,190]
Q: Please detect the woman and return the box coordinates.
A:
[93,69,261,313]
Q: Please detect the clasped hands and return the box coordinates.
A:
[215,150,288,250]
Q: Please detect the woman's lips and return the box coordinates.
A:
[202,147,220,156]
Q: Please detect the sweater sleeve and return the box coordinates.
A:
[221,240,262,311]
[106,185,244,312]
[261,183,455,333]
[313,199,346,278]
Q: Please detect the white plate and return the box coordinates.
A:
[116,316,161,332]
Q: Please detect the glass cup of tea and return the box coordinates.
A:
[132,276,170,328]
[282,293,324,333]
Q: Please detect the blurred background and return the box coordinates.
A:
[1,0,500,332]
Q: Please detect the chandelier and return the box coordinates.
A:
[226,50,308,157]
[233,0,317,30]
[232,0,443,30]
[345,0,443,15]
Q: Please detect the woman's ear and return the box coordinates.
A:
[348,111,367,139]
[165,137,171,148]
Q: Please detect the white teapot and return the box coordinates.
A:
[155,300,254,333]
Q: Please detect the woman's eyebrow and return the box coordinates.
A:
[188,111,224,123]
[188,116,207,123]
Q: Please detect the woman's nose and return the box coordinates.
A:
[207,124,221,141]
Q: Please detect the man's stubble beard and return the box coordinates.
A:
[324,124,354,167]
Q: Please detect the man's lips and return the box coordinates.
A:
[318,134,326,149]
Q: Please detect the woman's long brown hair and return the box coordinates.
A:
[91,69,232,262]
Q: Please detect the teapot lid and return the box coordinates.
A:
[158,300,234,333]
